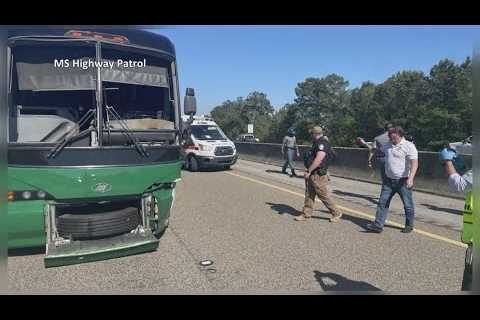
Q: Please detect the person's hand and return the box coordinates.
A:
[406,177,414,189]
[304,171,310,180]
[356,137,366,146]
[439,148,457,162]
[296,151,300,158]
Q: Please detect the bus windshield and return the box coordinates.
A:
[9,42,175,144]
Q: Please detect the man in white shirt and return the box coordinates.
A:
[366,126,419,233]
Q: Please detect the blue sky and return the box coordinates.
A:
[148,26,480,114]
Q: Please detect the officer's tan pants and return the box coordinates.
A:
[303,174,340,217]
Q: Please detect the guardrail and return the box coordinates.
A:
[234,142,471,199]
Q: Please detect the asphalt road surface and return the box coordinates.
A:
[8,160,467,293]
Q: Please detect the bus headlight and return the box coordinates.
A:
[7,190,53,201]
[22,191,32,200]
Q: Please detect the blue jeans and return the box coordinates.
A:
[374,176,415,228]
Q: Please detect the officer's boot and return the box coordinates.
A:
[290,169,297,178]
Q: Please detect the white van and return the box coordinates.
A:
[182,115,237,171]
[449,136,472,155]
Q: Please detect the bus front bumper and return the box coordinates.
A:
[45,231,159,268]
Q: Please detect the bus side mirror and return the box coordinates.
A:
[184,88,197,116]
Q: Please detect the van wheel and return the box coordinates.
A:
[189,156,199,172]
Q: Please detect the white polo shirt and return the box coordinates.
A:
[383,138,418,179]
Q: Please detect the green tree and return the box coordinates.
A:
[211,91,274,141]
[293,74,350,144]
[425,58,472,149]
[349,81,379,139]
[244,91,274,115]
[210,56,472,151]
[371,71,431,147]
[210,98,247,140]
[266,104,299,143]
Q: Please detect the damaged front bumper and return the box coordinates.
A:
[45,230,159,268]
[43,192,167,268]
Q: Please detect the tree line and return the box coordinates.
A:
[210,57,472,151]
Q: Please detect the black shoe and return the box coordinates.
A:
[290,170,297,178]
[402,226,414,233]
[282,168,287,174]
[365,222,383,233]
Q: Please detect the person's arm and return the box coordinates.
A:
[367,148,375,168]
[445,163,472,193]
[406,145,418,188]
[357,138,374,167]
[445,160,458,176]
[406,159,418,188]
[281,137,286,155]
[294,138,300,157]
[304,151,326,179]
[439,148,472,192]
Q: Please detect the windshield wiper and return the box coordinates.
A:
[105,105,149,157]
[47,109,96,159]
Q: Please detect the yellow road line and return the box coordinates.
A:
[225,171,467,249]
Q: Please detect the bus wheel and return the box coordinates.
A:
[189,155,199,172]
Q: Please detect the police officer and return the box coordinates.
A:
[439,147,474,290]
[295,126,342,222]
[282,127,300,177]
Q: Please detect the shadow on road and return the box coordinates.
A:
[333,190,379,206]
[312,211,403,232]
[265,169,304,179]
[265,169,285,174]
[266,202,303,217]
[314,271,381,291]
[420,203,463,216]
[9,247,45,257]
[266,202,403,232]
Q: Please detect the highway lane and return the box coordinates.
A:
[234,160,465,233]
[8,160,466,292]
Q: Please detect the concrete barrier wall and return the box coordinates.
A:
[234,142,472,199]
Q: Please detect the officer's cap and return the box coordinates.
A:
[309,126,323,135]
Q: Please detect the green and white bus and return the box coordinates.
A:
[5,28,196,267]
